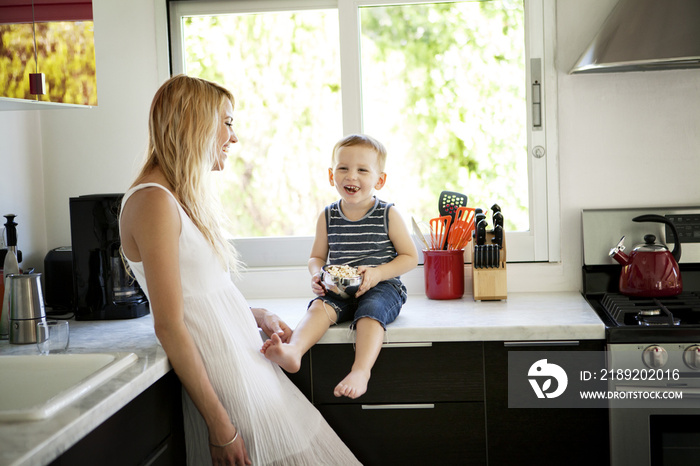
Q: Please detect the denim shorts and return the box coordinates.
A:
[309,280,408,329]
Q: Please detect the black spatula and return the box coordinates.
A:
[438,191,468,221]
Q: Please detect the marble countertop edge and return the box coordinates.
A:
[0,347,172,466]
[0,290,605,466]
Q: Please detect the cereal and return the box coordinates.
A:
[325,265,359,278]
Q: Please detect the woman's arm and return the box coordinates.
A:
[121,188,250,465]
[251,307,292,342]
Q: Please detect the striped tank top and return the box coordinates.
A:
[325,198,402,285]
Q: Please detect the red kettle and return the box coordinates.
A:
[608,214,682,297]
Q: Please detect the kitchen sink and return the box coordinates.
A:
[0,352,138,422]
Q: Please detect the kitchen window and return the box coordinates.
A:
[168,0,559,266]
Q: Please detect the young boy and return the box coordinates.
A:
[261,134,418,399]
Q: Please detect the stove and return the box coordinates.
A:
[582,206,700,343]
[581,207,700,466]
[601,292,700,327]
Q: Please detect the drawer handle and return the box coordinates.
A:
[381,342,433,348]
[361,404,435,410]
[504,341,580,347]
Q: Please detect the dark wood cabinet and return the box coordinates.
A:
[310,342,487,466]
[319,401,484,465]
[50,371,186,466]
[483,340,609,466]
[285,338,610,466]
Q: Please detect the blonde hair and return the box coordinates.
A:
[331,134,387,172]
[136,74,239,270]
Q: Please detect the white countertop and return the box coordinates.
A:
[250,291,606,343]
[0,316,170,466]
[0,291,604,466]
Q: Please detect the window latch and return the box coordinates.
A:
[531,58,542,130]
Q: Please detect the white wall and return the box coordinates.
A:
[553,0,700,292]
[0,0,698,295]
[40,0,162,252]
[0,112,47,269]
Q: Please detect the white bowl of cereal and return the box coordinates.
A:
[321,264,362,299]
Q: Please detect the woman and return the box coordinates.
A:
[119,75,360,466]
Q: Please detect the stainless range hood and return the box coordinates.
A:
[570,0,700,74]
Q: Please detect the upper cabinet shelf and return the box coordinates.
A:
[0,97,94,111]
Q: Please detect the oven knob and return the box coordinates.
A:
[642,345,668,368]
[683,345,700,370]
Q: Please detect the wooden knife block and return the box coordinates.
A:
[471,232,507,301]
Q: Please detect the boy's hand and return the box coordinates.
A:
[311,272,326,296]
[355,266,382,297]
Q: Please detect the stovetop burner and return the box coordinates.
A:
[600,292,700,327]
[581,206,700,343]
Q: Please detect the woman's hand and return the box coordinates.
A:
[311,271,326,297]
[355,266,382,297]
[209,429,252,466]
[252,307,292,343]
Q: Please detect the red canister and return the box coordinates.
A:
[423,249,465,299]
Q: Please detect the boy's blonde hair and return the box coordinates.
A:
[135,74,239,269]
[331,134,387,172]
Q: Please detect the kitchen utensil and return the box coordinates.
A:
[8,273,46,344]
[447,223,468,250]
[1,215,20,340]
[446,207,475,250]
[429,216,451,251]
[492,211,503,230]
[438,191,468,223]
[493,224,503,248]
[474,211,486,230]
[608,214,682,297]
[411,217,430,250]
[37,320,70,354]
[493,225,503,267]
[475,218,487,246]
[321,265,363,299]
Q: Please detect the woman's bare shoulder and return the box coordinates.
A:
[122,185,182,244]
[125,186,178,216]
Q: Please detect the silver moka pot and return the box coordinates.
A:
[8,273,46,344]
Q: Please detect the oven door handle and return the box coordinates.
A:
[615,385,700,397]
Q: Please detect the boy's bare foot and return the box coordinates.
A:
[261,333,302,373]
[334,369,370,399]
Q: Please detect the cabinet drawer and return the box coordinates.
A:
[283,353,312,401]
[319,402,486,466]
[51,371,185,466]
[484,340,609,466]
[311,341,483,404]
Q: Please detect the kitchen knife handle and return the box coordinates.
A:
[493,211,504,229]
[493,225,503,248]
[476,219,487,245]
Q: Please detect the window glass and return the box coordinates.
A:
[359,2,527,231]
[170,0,558,264]
[182,10,342,236]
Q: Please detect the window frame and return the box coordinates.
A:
[167,0,560,266]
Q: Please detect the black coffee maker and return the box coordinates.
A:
[69,194,149,320]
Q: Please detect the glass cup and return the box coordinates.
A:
[36,320,70,355]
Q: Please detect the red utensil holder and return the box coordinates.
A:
[423,249,465,300]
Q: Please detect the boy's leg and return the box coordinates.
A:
[334,281,406,399]
[261,299,337,373]
[334,316,384,399]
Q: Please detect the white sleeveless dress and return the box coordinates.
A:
[120,183,360,466]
